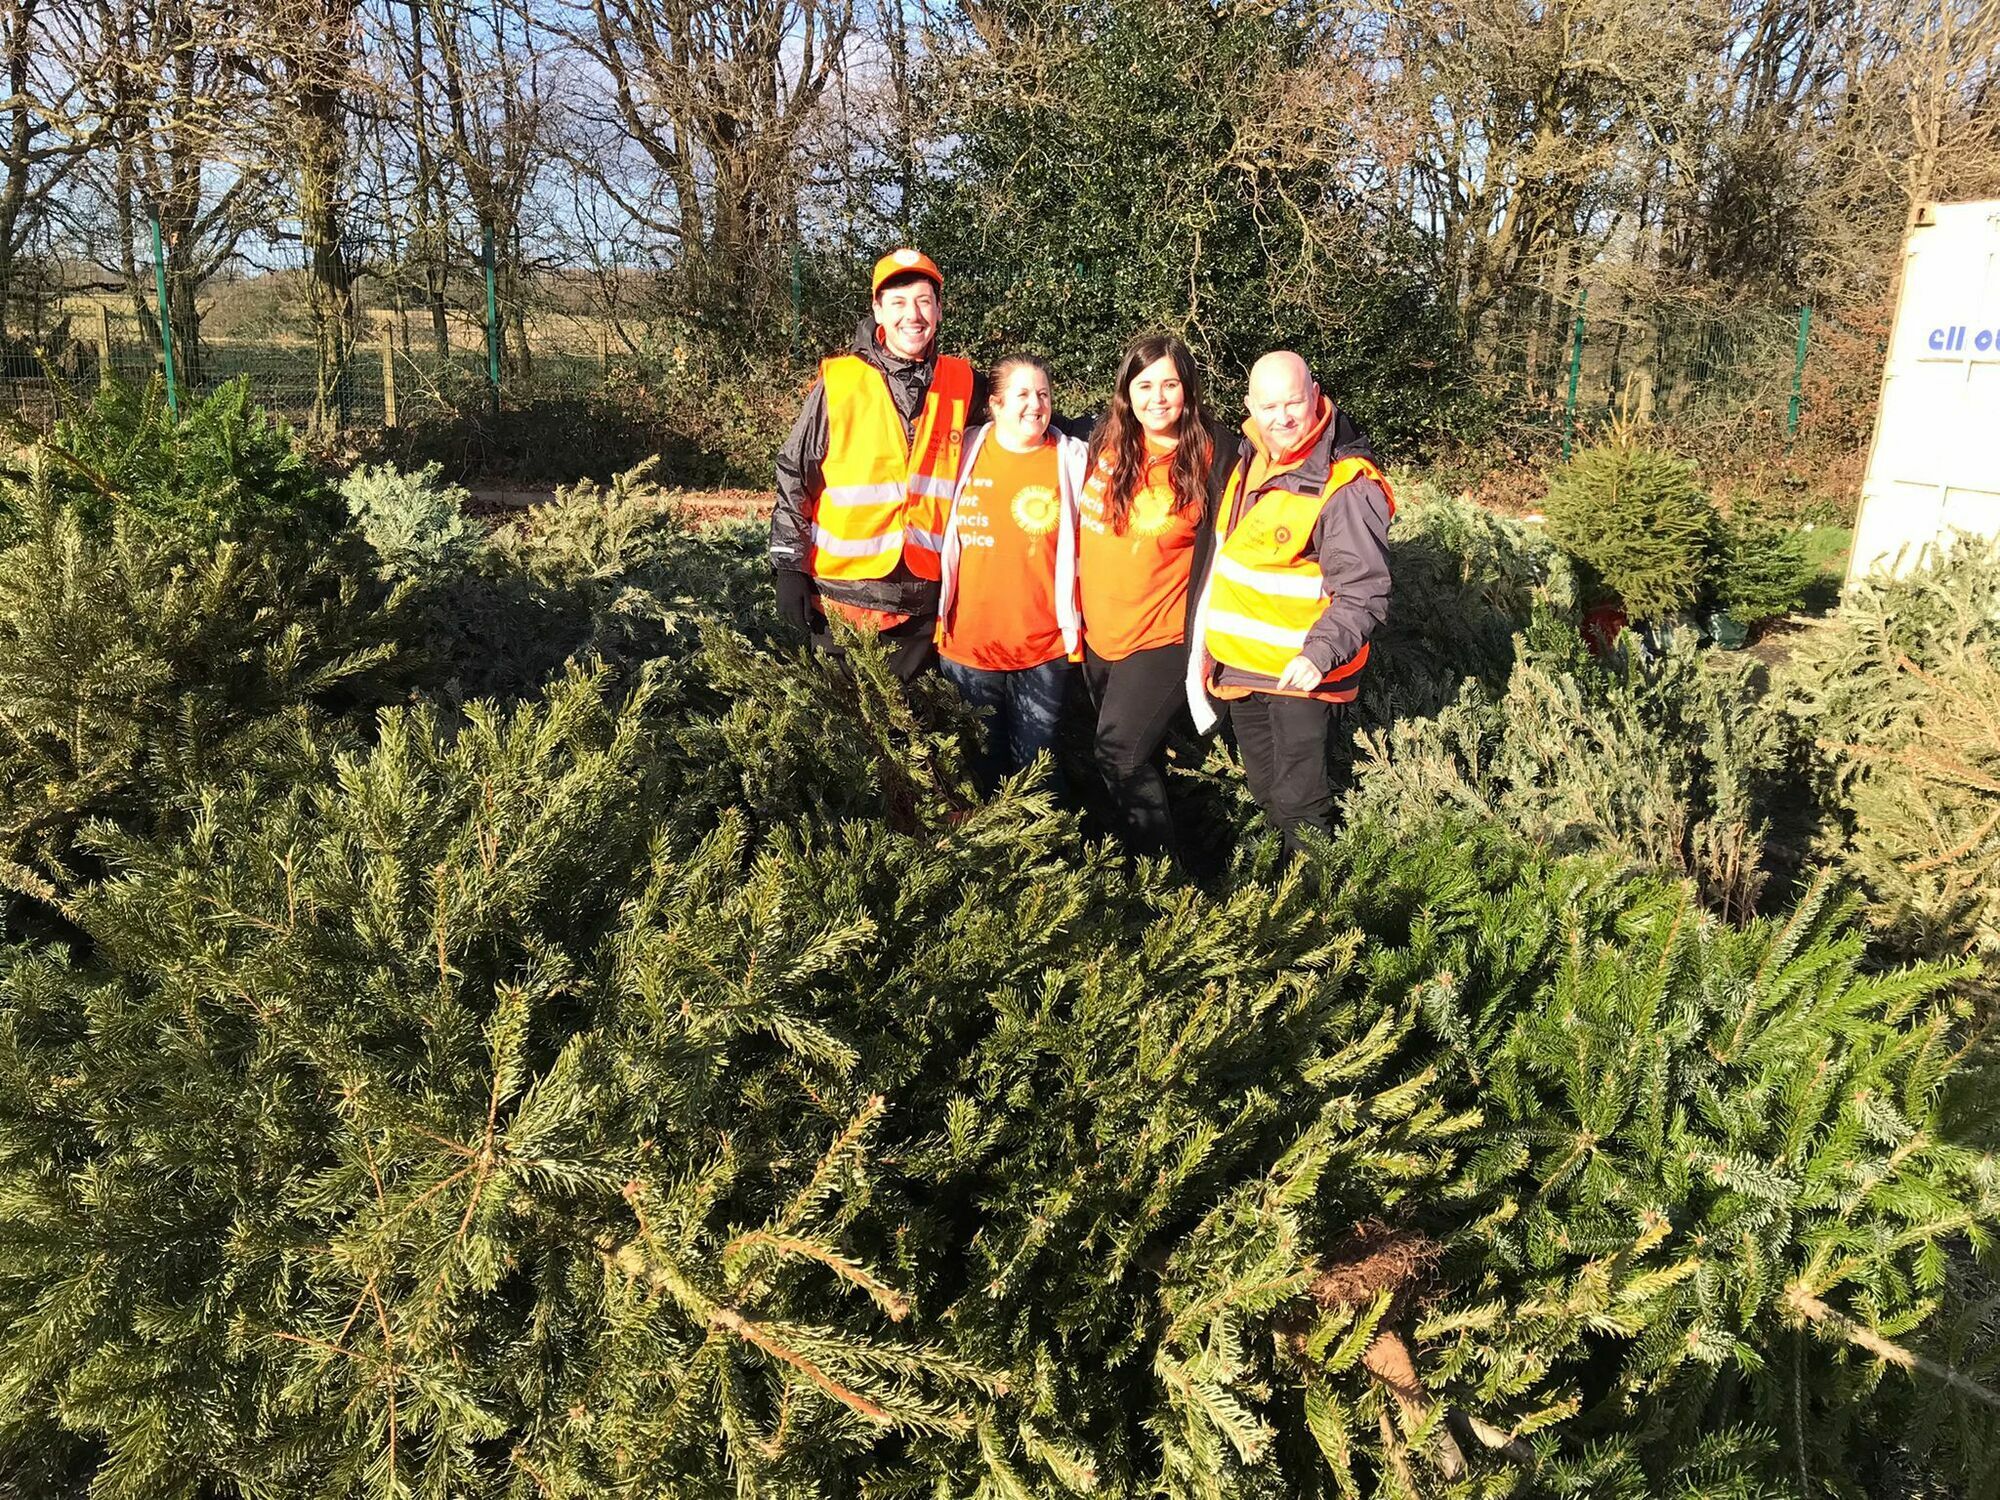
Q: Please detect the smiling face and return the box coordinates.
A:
[1246,352,1319,460]
[873,277,940,361]
[992,361,1051,450]
[1128,355,1186,442]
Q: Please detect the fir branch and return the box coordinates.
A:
[722,1231,910,1322]
[708,1305,896,1427]
[1783,1286,2000,1410]
[772,1095,886,1240]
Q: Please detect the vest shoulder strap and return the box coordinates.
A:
[1324,454,1395,516]
[822,352,879,398]
[930,354,974,400]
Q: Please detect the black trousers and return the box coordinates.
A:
[1230,692,1336,856]
[1082,643,1185,856]
[811,613,938,683]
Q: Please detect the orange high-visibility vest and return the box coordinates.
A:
[807,353,973,583]
[1205,455,1395,693]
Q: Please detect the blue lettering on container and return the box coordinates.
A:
[1927,324,2000,353]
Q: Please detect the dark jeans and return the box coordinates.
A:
[811,612,937,683]
[940,657,1071,792]
[1082,642,1185,856]
[1230,692,1337,857]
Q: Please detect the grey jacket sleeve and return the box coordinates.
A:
[770,378,828,572]
[1301,476,1392,674]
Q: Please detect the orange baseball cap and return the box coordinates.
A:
[871,247,942,294]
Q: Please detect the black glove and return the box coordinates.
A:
[774,569,815,638]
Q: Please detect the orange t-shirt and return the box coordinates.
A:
[1078,438,1200,661]
[938,437,1066,671]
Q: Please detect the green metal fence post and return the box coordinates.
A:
[1787,304,1811,442]
[1563,287,1588,460]
[481,222,502,417]
[149,212,179,421]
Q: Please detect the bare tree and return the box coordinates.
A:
[62,0,272,388]
[247,0,367,432]
[410,0,551,376]
[1839,0,2000,224]
[376,0,456,357]
[0,0,94,342]
[1355,0,1700,375]
[571,0,853,342]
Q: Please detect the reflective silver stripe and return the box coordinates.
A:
[1213,554,1325,599]
[1206,608,1309,650]
[908,474,956,500]
[820,481,907,509]
[811,525,901,558]
[903,526,946,552]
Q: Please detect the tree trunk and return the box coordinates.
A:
[289,0,359,437]
[403,0,452,359]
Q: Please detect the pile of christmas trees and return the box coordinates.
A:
[0,387,1996,1498]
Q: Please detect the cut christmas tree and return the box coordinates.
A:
[0,404,1995,1499]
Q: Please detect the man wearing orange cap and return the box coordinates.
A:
[769,248,984,680]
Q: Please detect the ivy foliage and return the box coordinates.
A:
[911,0,1480,455]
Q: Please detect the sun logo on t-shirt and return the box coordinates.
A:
[1011,485,1060,536]
[1126,487,1176,537]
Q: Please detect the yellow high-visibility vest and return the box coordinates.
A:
[807,353,973,583]
[1205,455,1394,691]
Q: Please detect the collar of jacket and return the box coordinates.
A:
[1229,398,1376,500]
[1239,397,1334,494]
[851,314,935,377]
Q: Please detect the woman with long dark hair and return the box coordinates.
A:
[1076,333,1229,856]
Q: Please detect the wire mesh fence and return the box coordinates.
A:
[1477,291,1881,480]
[0,294,629,435]
[0,256,1870,491]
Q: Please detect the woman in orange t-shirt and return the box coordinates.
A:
[937,353,1087,789]
[1077,334,1224,856]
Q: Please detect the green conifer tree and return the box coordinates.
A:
[3,636,1994,1499]
[2,400,1996,1500]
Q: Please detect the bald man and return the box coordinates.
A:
[1187,352,1393,855]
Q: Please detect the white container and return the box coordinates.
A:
[1849,200,2000,584]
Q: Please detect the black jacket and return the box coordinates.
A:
[769,318,989,618]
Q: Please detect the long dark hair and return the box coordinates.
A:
[1086,333,1213,535]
